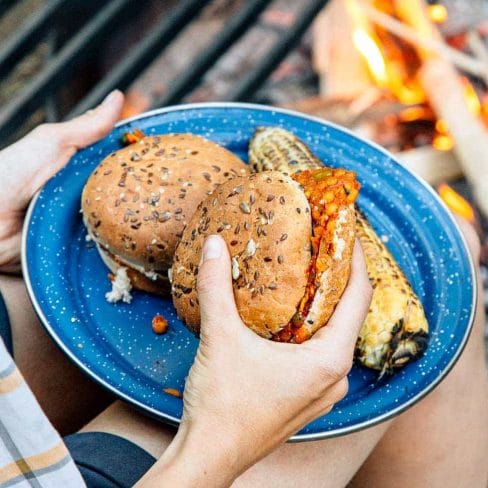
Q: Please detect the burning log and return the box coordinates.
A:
[393,0,488,217]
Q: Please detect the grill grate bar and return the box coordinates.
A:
[66,0,208,119]
[152,0,273,108]
[1,0,330,140]
[0,0,17,14]
[0,0,135,140]
[0,0,67,79]
[226,0,329,101]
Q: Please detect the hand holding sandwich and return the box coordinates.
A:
[138,235,372,488]
[0,90,124,273]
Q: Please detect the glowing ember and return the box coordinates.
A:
[434,119,453,150]
[461,77,481,116]
[432,133,454,151]
[400,106,432,122]
[435,119,448,133]
[437,183,475,222]
[427,4,448,24]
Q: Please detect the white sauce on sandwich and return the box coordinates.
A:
[333,208,348,260]
[106,267,133,304]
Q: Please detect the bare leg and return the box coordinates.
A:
[0,274,112,435]
[82,399,391,487]
[80,401,176,458]
[350,220,488,487]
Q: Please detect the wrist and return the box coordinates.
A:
[137,424,242,488]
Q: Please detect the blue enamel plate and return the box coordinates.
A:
[23,103,476,441]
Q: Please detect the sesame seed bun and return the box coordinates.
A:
[82,134,248,296]
[172,170,356,341]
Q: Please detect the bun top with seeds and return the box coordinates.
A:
[82,133,248,296]
[172,167,360,343]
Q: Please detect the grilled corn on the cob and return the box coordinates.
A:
[249,127,429,374]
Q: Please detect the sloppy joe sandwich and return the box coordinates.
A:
[172,168,360,343]
[82,133,248,302]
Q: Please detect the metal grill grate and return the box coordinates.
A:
[0,0,329,143]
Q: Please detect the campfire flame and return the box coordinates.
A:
[353,29,388,87]
[346,1,485,154]
[348,0,426,105]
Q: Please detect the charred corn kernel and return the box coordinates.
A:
[249,126,429,375]
[249,127,322,174]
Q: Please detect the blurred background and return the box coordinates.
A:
[1,0,488,357]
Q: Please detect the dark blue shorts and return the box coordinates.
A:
[0,288,13,356]
[64,432,156,487]
[0,290,157,486]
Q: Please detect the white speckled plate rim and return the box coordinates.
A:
[21,102,477,442]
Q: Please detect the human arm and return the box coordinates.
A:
[0,90,124,273]
[137,235,372,487]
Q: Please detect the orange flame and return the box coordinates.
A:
[347,0,425,105]
[437,183,475,222]
[346,1,483,155]
[353,28,388,87]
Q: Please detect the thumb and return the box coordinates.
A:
[0,90,123,266]
[7,90,124,209]
[197,235,241,338]
[57,89,124,149]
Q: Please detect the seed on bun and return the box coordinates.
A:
[82,133,248,300]
[172,168,360,343]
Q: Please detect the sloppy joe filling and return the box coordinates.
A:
[272,167,360,344]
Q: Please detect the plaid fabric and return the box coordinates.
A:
[0,340,85,487]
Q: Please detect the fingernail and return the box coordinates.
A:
[101,89,120,106]
[202,235,222,263]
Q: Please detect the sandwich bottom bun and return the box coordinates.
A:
[97,243,171,300]
[172,169,359,343]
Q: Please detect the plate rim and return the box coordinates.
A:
[21,101,477,442]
